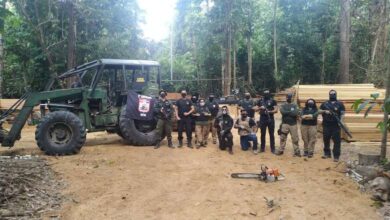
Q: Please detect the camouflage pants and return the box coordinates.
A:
[301,125,317,154]
[206,118,218,143]
[156,119,172,141]
[195,124,209,145]
[278,124,300,153]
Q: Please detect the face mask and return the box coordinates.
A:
[222,110,227,115]
[286,94,293,103]
[192,97,197,103]
[307,102,314,107]
[160,93,166,98]
[245,95,250,99]
[200,102,205,106]
[329,93,337,101]
[209,97,214,102]
[181,93,186,98]
[264,92,270,99]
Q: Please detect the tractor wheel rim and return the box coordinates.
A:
[48,122,73,146]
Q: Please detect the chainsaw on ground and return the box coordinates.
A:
[231,164,285,182]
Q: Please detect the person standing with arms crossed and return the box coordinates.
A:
[175,90,194,148]
[238,92,256,119]
[275,93,301,157]
[256,89,278,153]
[300,98,319,158]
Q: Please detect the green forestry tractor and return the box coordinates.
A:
[0,59,163,155]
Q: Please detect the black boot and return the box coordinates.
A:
[178,140,183,148]
[187,141,193,148]
[275,150,284,156]
[168,140,174,148]
[154,141,161,149]
[293,151,301,157]
[303,151,308,157]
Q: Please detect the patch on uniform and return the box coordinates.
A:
[139,96,151,113]
[186,101,189,105]
[291,107,295,111]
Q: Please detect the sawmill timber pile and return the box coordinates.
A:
[276,84,388,142]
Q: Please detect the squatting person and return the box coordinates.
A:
[234,109,259,154]
[215,105,234,154]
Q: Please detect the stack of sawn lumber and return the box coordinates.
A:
[295,84,387,142]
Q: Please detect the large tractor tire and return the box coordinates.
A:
[35,111,86,155]
[119,106,160,146]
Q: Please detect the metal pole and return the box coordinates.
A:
[170,25,173,81]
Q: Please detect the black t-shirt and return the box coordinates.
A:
[320,101,345,126]
[206,100,219,117]
[194,105,210,122]
[175,98,193,117]
[301,107,318,126]
[257,98,277,120]
[238,99,255,118]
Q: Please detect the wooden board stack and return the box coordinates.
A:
[277,84,388,142]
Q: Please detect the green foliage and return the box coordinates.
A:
[1,0,145,97]
[354,94,390,132]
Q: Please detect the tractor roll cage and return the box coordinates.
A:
[48,59,161,92]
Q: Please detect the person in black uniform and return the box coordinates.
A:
[175,90,194,148]
[238,92,256,118]
[256,89,278,153]
[214,106,234,154]
[206,94,219,144]
[320,90,345,162]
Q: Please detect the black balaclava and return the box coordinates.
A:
[306,99,317,109]
[286,93,293,103]
[209,94,215,102]
[263,89,270,99]
[191,95,198,103]
[160,91,167,99]
[329,90,337,101]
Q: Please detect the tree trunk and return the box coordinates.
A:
[338,0,350,83]
[247,35,252,85]
[0,0,6,98]
[273,0,278,80]
[225,24,231,96]
[67,0,76,70]
[233,39,237,90]
[221,46,225,96]
[321,32,327,84]
[381,56,390,160]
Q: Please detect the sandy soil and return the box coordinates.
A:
[0,124,382,220]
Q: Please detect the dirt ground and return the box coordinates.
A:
[0,123,383,220]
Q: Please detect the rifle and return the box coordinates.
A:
[322,103,353,138]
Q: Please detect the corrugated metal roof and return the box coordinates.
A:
[100,59,160,66]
